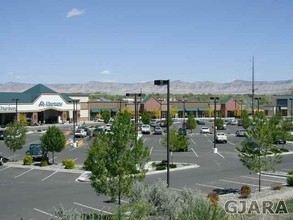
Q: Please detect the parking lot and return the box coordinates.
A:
[0,122,293,219]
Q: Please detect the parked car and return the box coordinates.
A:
[236,129,246,137]
[150,119,159,127]
[178,127,187,136]
[104,124,112,132]
[154,126,163,135]
[26,143,47,161]
[75,129,87,138]
[197,120,206,125]
[216,133,228,143]
[0,129,4,140]
[141,124,151,134]
[200,127,210,134]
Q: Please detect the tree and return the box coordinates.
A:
[84,112,150,205]
[4,122,26,161]
[40,126,66,164]
[162,129,189,152]
[236,112,283,192]
[150,109,160,119]
[186,112,196,132]
[241,110,251,129]
[101,110,111,123]
[141,111,151,124]
[19,113,29,126]
[215,118,224,129]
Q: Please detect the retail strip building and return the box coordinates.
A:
[0,84,82,126]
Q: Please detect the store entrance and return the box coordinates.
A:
[38,109,62,124]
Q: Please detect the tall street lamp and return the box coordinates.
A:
[12,98,19,122]
[289,98,293,122]
[126,93,145,138]
[210,97,219,153]
[239,100,243,120]
[154,80,170,187]
[178,99,188,126]
[255,97,261,112]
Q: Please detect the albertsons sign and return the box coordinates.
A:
[38,101,63,107]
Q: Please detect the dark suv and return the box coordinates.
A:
[26,144,47,161]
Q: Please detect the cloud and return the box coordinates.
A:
[67,8,86,18]
[7,71,21,79]
[100,70,112,75]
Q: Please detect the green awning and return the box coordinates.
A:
[91,108,118,113]
[177,107,207,111]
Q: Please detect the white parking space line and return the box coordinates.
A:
[159,137,162,144]
[73,158,78,161]
[34,208,55,217]
[14,168,33,178]
[0,166,10,172]
[228,141,236,146]
[41,171,58,182]
[207,139,213,144]
[69,147,77,151]
[150,146,153,156]
[73,202,112,214]
[240,176,286,184]
[195,183,224,189]
[170,187,183,191]
[219,179,269,188]
[261,174,287,179]
[191,139,196,146]
[216,152,225,158]
[191,148,198,158]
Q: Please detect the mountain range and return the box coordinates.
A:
[0,80,292,95]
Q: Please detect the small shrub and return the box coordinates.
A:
[271,184,283,190]
[239,185,251,198]
[207,192,219,207]
[155,165,166,171]
[170,163,177,169]
[288,170,293,175]
[62,159,75,169]
[151,162,157,168]
[287,176,293,186]
[23,155,33,165]
[40,159,48,167]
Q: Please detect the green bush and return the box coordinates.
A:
[62,159,75,169]
[170,163,177,169]
[23,155,33,165]
[239,185,251,198]
[287,176,293,186]
[156,165,166,171]
[40,159,48,167]
[288,170,293,175]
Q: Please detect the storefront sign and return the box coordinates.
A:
[0,106,16,111]
[38,101,63,107]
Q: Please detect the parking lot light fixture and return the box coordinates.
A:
[126,93,145,140]
[154,80,170,187]
[210,97,219,153]
[289,98,292,122]
[12,98,19,122]
[255,97,261,112]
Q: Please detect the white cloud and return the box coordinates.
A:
[100,70,112,75]
[67,8,86,18]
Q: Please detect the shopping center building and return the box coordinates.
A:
[0,84,82,126]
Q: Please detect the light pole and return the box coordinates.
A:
[289,98,293,122]
[154,80,170,187]
[178,99,187,126]
[126,93,145,139]
[239,100,243,120]
[255,97,261,112]
[12,98,19,122]
[210,97,219,153]
[71,100,76,145]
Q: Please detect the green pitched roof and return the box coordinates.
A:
[0,84,72,103]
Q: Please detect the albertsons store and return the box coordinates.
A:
[0,84,85,126]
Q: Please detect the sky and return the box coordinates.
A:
[1,0,293,84]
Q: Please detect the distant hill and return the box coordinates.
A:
[0,80,292,95]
